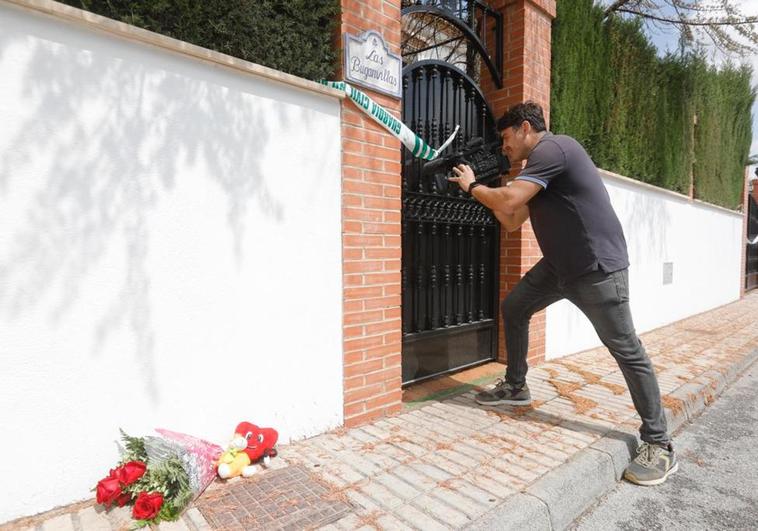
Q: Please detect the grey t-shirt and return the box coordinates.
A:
[515,132,629,280]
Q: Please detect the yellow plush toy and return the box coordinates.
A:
[217,447,256,479]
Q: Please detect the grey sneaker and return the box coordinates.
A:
[623,442,678,486]
[475,379,532,406]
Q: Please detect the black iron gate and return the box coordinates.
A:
[400,61,502,384]
[747,191,758,292]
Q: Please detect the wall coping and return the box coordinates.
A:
[600,169,743,219]
[2,0,345,101]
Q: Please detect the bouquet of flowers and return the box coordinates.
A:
[94,429,222,528]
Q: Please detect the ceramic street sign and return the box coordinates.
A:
[344,30,402,99]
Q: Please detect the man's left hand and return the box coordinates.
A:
[449,164,476,192]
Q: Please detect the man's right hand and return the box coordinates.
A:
[449,164,477,192]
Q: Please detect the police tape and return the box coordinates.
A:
[320,80,458,161]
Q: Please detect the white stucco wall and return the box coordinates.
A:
[0,3,343,523]
[545,170,743,360]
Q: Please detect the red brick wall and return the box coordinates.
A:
[338,0,403,427]
[481,0,556,366]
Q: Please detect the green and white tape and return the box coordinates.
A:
[321,81,458,161]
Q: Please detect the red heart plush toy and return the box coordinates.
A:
[217,421,278,479]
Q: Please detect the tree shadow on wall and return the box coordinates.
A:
[614,178,673,273]
[0,14,311,401]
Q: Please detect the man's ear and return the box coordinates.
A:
[521,120,531,135]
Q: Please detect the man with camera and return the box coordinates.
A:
[447,101,676,486]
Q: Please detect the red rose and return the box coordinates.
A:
[132,492,164,520]
[96,476,122,507]
[116,492,132,507]
[116,461,146,486]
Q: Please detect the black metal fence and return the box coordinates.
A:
[746,192,758,292]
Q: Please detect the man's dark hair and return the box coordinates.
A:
[496,101,547,133]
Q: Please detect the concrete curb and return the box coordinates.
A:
[464,492,552,531]
[465,348,758,531]
[666,348,758,433]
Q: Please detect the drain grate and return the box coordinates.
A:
[194,465,353,530]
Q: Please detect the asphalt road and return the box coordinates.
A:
[570,363,758,531]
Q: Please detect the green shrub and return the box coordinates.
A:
[552,0,755,209]
[61,0,340,81]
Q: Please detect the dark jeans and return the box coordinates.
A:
[503,259,670,445]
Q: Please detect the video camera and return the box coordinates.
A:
[421,136,510,191]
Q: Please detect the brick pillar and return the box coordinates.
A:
[481,0,556,366]
[338,0,403,426]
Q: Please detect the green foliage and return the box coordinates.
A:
[115,431,193,527]
[551,0,756,209]
[127,457,193,527]
[60,0,340,81]
[135,458,192,521]
[119,429,147,463]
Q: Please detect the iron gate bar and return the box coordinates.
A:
[410,35,465,56]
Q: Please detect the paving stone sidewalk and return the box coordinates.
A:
[5,292,758,531]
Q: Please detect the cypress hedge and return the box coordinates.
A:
[552,0,755,209]
[60,0,340,81]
